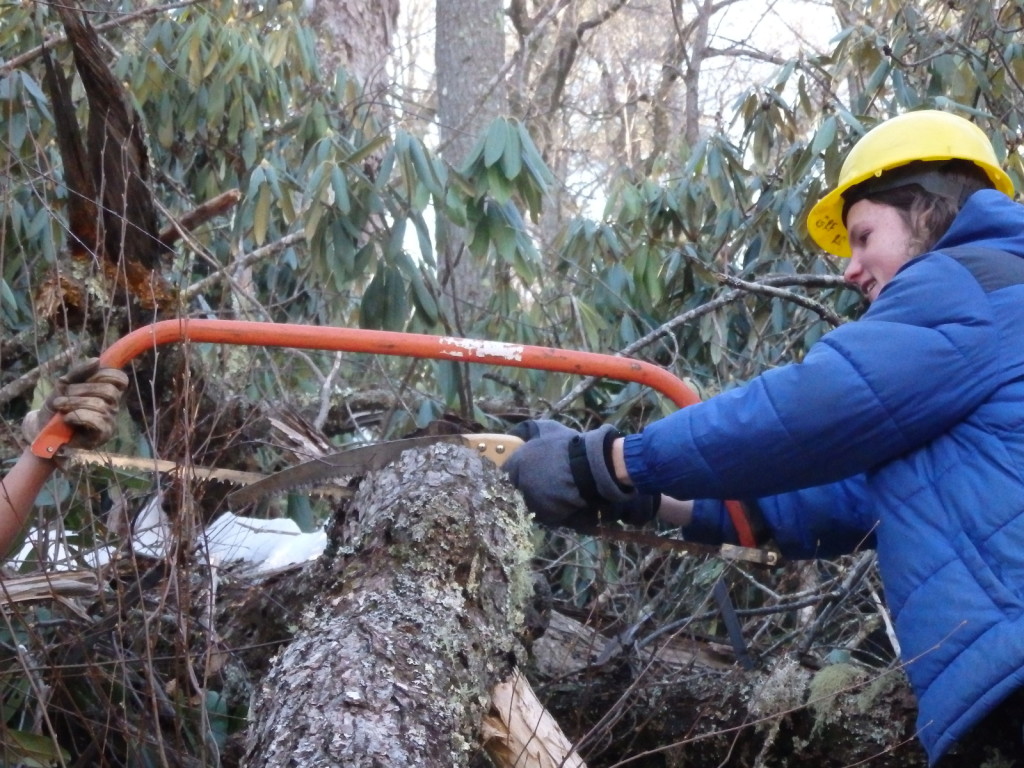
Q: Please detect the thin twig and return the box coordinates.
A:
[795,550,876,655]
[0,344,86,407]
[183,232,305,302]
[547,273,847,415]
[0,0,203,77]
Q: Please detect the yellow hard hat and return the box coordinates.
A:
[807,110,1014,257]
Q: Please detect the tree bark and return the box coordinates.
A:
[435,0,507,334]
[530,611,928,767]
[305,0,398,107]
[242,442,537,767]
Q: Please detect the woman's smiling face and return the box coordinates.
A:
[842,198,917,302]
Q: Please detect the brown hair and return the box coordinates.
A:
[843,160,993,255]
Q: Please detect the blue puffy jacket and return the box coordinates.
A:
[622,189,1024,764]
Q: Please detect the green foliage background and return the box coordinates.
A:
[2,1,1024,764]
[3,1,1024,431]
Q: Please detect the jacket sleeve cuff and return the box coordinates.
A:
[684,498,739,545]
[622,432,656,488]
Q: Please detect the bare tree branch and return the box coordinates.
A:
[547,272,848,415]
[0,0,202,77]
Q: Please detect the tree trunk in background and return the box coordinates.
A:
[435,0,507,329]
[242,442,536,767]
[305,0,399,106]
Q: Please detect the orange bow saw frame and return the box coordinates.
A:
[30,319,759,548]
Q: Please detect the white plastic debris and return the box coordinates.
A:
[9,494,326,575]
[132,493,172,559]
[200,512,327,572]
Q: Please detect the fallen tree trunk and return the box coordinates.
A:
[242,442,544,767]
[530,601,928,766]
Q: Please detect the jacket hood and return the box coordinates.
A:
[935,189,1024,254]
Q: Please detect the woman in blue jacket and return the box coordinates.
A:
[505,109,1024,765]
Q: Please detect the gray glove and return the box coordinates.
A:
[22,358,129,449]
[504,419,658,530]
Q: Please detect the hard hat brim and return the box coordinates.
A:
[806,112,1015,258]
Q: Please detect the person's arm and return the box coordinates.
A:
[675,474,875,560]
[506,250,999,529]
[622,253,1001,501]
[611,437,631,487]
[655,495,693,526]
[2,359,129,558]
[0,452,57,556]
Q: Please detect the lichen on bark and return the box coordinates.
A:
[243,442,535,767]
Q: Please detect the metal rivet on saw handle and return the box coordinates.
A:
[476,442,506,454]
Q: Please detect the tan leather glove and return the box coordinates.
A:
[22,359,129,450]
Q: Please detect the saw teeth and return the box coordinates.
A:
[280,480,353,499]
[60,449,352,497]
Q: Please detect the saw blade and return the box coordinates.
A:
[62,449,267,486]
[60,449,351,498]
[67,444,780,566]
[226,433,522,507]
